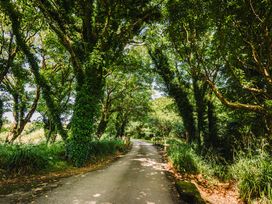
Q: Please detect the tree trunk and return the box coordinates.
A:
[264,115,272,146]
[149,48,196,143]
[96,114,109,138]
[71,67,103,141]
[206,99,218,148]
[116,117,128,138]
[7,87,40,143]
[193,78,206,146]
[68,67,103,166]
[170,84,196,143]
[0,98,3,131]
[96,94,112,138]
[1,1,68,141]
[9,123,25,144]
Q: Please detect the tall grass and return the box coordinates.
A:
[167,139,200,173]
[230,152,272,202]
[166,138,272,202]
[0,139,129,174]
[166,138,231,182]
[66,139,130,166]
[0,142,66,174]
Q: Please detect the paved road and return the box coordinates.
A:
[34,140,181,204]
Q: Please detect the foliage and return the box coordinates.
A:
[230,152,272,202]
[167,139,228,180]
[0,98,3,131]
[0,1,272,202]
[145,97,184,139]
[0,142,67,174]
[167,139,199,173]
[0,139,128,173]
[66,139,129,167]
[0,0,160,166]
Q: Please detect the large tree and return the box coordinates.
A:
[1,0,160,165]
[0,0,68,142]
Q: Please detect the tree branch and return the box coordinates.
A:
[205,77,266,113]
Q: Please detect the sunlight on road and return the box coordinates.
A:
[27,140,177,204]
[132,158,168,171]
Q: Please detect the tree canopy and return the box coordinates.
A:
[0,0,271,167]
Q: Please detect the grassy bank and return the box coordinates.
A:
[0,139,130,177]
[230,153,272,202]
[165,139,272,203]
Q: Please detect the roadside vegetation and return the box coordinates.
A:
[132,96,272,203]
[0,0,271,203]
[166,139,272,202]
[0,139,129,177]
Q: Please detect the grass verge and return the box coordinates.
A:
[230,152,272,202]
[0,139,130,176]
[0,139,131,203]
[165,138,272,203]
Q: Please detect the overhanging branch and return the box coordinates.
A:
[205,77,266,113]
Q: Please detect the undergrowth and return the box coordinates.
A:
[166,138,272,202]
[66,139,129,167]
[230,152,272,202]
[0,142,66,174]
[166,139,226,179]
[0,139,129,175]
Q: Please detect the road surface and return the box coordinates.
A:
[33,140,181,204]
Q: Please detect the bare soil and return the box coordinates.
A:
[155,145,243,204]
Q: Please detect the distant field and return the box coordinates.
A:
[0,123,61,144]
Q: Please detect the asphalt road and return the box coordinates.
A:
[33,140,181,204]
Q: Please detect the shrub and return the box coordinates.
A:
[0,139,128,173]
[166,139,226,179]
[5,145,49,174]
[199,147,229,180]
[66,139,128,167]
[167,139,200,174]
[0,142,67,174]
[0,144,15,168]
[230,153,272,202]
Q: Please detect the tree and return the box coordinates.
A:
[204,0,272,140]
[148,45,197,143]
[2,73,40,143]
[165,0,224,148]
[164,0,272,150]
[0,12,17,84]
[148,96,183,139]
[26,0,160,165]
[113,88,151,138]
[31,1,159,134]
[0,97,3,131]
[37,32,74,144]
[0,0,68,142]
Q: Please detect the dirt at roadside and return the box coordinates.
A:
[0,153,125,203]
[155,145,243,204]
[168,164,243,204]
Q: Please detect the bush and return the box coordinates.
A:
[6,146,49,174]
[199,147,229,180]
[167,139,199,173]
[230,153,272,202]
[66,139,129,167]
[0,144,16,168]
[166,139,226,179]
[0,139,129,173]
[0,142,67,174]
